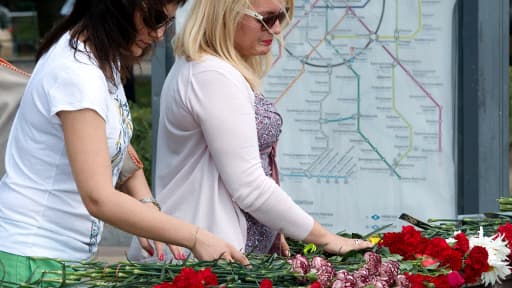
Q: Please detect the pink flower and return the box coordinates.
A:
[311,256,329,270]
[353,267,371,286]
[364,251,382,275]
[288,254,310,275]
[420,256,439,267]
[336,270,350,280]
[395,275,411,288]
[446,271,465,288]
[334,270,357,287]
[379,261,400,286]
[331,279,355,288]
[311,256,335,287]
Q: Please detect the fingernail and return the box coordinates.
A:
[179,252,186,260]
[148,250,154,257]
[159,254,164,261]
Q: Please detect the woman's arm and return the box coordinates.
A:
[191,68,373,254]
[191,69,314,239]
[58,108,248,264]
[118,157,186,260]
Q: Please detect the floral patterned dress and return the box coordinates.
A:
[243,93,283,254]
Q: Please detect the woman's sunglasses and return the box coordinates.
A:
[155,16,176,32]
[141,3,176,33]
[244,7,290,31]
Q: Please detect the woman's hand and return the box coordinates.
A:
[270,233,290,257]
[323,234,374,255]
[279,233,290,257]
[137,202,187,261]
[191,228,250,265]
[137,237,187,261]
[303,221,374,255]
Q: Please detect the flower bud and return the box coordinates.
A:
[364,251,382,275]
[310,256,335,287]
[288,254,310,276]
[354,267,371,286]
[395,275,411,288]
[333,271,357,288]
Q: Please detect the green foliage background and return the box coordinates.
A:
[130,78,153,186]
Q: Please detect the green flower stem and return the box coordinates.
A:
[26,217,512,287]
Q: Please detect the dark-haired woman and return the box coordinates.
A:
[0,0,248,285]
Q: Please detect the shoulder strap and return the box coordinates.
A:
[270,143,280,185]
[0,57,30,77]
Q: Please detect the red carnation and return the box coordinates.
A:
[197,267,218,286]
[497,223,512,261]
[380,226,427,260]
[497,223,512,243]
[463,246,489,284]
[430,274,451,288]
[424,237,451,257]
[442,250,463,271]
[404,272,429,288]
[259,278,273,288]
[423,237,459,269]
[453,232,470,255]
[160,267,220,288]
[170,267,201,288]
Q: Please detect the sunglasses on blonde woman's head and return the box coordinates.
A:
[243,7,289,31]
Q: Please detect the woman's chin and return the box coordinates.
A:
[131,48,144,57]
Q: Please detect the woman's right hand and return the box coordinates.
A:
[191,229,250,265]
[322,233,373,254]
[304,221,374,255]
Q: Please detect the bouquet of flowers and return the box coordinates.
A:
[379,224,511,287]
[7,214,512,288]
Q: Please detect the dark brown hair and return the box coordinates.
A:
[36,0,187,86]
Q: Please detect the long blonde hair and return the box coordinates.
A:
[174,0,293,91]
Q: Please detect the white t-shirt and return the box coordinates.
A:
[128,55,313,261]
[0,33,132,260]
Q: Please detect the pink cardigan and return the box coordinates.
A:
[128,55,313,260]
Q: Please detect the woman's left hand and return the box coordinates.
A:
[137,201,187,261]
[278,233,290,257]
[137,237,187,261]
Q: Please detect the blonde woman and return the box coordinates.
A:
[128,0,373,261]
